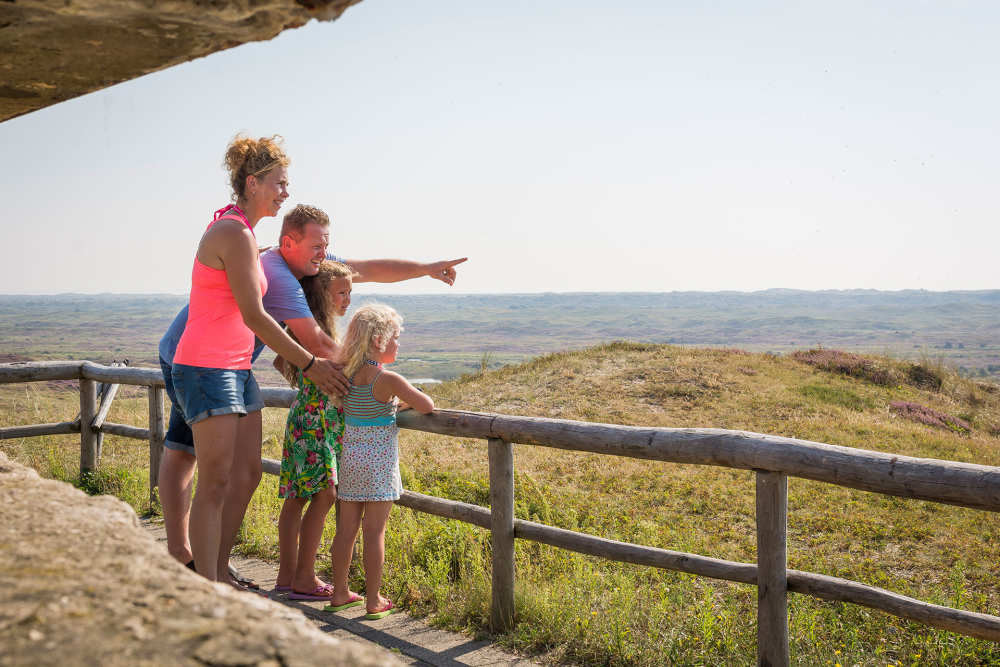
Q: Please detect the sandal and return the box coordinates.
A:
[288,584,336,601]
[364,599,397,620]
[323,592,364,612]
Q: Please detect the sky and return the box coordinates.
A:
[2,1,998,295]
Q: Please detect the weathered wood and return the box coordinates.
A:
[0,422,80,439]
[396,490,492,529]
[397,410,1000,512]
[786,570,1000,641]
[79,378,99,472]
[148,386,166,505]
[0,361,82,383]
[91,383,121,430]
[99,423,149,440]
[488,438,516,632]
[756,471,789,667]
[515,518,758,584]
[262,457,281,476]
[261,386,296,408]
[80,361,164,387]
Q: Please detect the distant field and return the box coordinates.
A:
[1,289,998,383]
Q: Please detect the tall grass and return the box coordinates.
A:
[4,344,1000,664]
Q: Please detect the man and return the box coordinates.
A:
[159,204,465,587]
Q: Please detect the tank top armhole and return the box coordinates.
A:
[370,369,393,405]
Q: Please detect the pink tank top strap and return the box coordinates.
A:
[209,204,255,237]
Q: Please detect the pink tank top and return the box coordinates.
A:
[173,205,269,370]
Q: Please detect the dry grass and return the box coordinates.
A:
[4,343,1000,665]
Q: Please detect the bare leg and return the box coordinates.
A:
[157,448,196,565]
[276,496,307,588]
[361,501,394,611]
[293,484,336,591]
[217,410,262,582]
[189,414,239,581]
[330,500,364,606]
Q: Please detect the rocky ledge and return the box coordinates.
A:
[0,452,396,666]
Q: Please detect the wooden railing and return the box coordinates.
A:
[3,360,1000,666]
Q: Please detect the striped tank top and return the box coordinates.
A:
[343,369,396,427]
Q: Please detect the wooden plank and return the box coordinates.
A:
[99,422,149,439]
[261,387,296,408]
[488,438,516,632]
[80,361,164,387]
[395,489,491,529]
[0,422,80,439]
[396,410,1000,512]
[148,386,166,505]
[0,361,82,383]
[262,457,281,476]
[79,378,98,473]
[756,471,789,666]
[786,570,1000,641]
[91,384,121,429]
[514,517,759,585]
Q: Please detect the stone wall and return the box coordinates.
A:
[0,452,396,666]
[0,0,362,122]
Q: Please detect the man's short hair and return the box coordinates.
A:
[280,204,330,241]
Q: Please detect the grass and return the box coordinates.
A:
[4,343,1000,665]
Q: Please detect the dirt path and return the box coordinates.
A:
[142,519,540,667]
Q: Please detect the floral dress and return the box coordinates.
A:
[278,372,344,499]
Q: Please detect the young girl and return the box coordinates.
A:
[275,261,355,599]
[327,304,434,618]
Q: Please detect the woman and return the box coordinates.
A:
[171,134,341,584]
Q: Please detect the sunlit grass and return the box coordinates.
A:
[4,343,1000,664]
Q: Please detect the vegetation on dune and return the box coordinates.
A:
[4,343,1000,665]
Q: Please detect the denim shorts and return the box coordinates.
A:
[159,357,195,456]
[170,363,264,426]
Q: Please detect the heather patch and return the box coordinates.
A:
[906,363,944,391]
[791,348,900,387]
[890,401,971,434]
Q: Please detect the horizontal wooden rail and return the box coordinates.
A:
[0,421,80,439]
[99,423,149,440]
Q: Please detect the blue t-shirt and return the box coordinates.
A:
[159,249,344,363]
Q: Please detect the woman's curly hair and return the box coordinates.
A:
[223,134,290,200]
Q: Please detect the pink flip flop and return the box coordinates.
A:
[288,584,335,601]
[323,592,364,612]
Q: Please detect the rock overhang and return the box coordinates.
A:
[0,0,362,123]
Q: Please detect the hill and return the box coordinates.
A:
[3,342,1000,664]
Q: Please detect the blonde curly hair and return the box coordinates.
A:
[223,134,290,200]
[341,304,403,380]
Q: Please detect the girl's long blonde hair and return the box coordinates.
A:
[280,260,353,386]
[341,304,403,380]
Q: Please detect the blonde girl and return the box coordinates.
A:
[326,304,433,618]
[274,261,354,599]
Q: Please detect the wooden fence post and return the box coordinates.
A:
[488,437,515,632]
[148,385,165,506]
[756,470,789,667]
[79,378,99,474]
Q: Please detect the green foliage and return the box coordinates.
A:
[797,384,874,411]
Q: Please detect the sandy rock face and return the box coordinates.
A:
[0,0,362,122]
[0,452,397,666]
